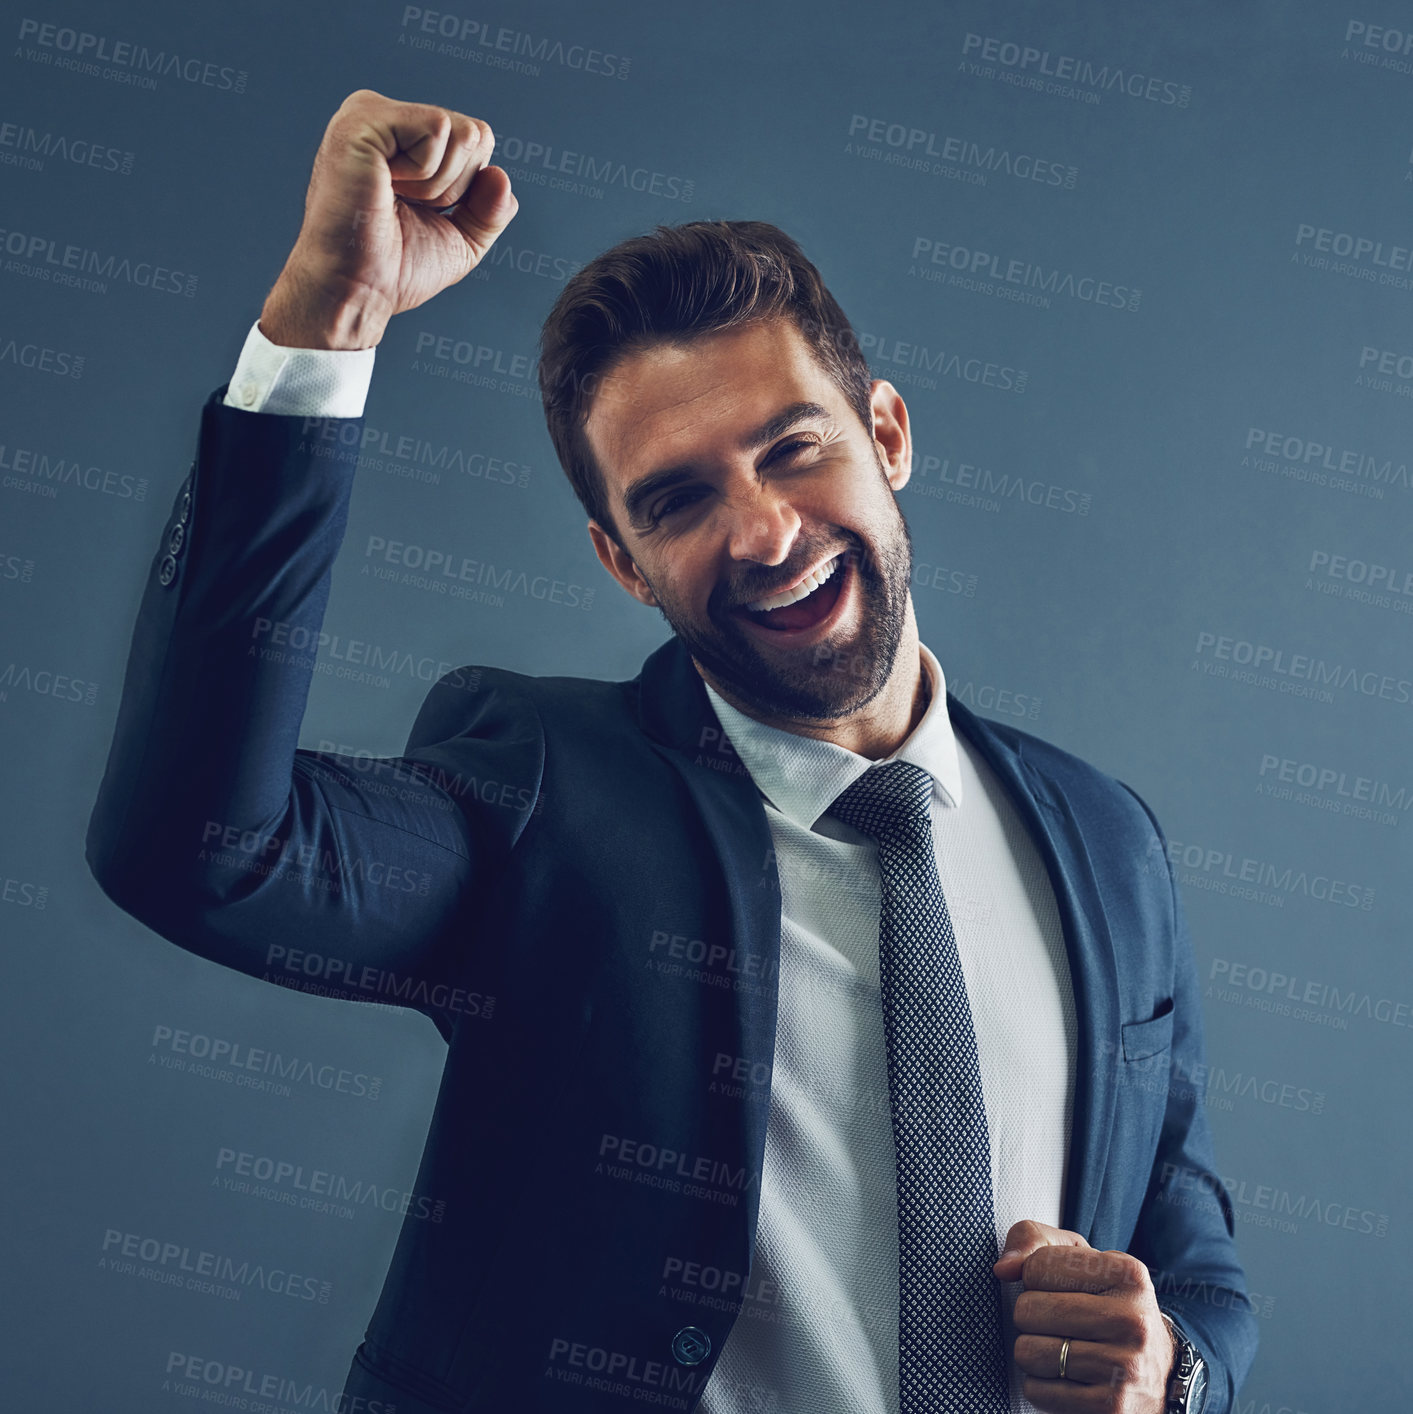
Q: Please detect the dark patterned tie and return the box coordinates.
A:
[826,760,1012,1413]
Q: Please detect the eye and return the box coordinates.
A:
[773,437,815,460]
[653,487,705,520]
[649,439,818,525]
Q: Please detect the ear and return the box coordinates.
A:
[868,379,911,493]
[587,520,660,607]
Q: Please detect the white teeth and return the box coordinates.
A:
[745,553,842,613]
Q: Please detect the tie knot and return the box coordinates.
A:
[825,759,935,842]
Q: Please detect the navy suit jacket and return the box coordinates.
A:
[86,388,1258,1413]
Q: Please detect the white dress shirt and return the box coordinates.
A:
[222,318,376,416]
[695,656,1076,1414]
[222,319,1078,1414]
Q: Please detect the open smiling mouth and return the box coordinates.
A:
[730,552,848,634]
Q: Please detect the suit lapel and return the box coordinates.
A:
[635,635,782,1247]
[947,696,1120,1242]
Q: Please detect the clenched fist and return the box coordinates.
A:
[260,88,518,350]
[993,1220,1179,1413]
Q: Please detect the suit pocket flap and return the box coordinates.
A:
[1121,999,1175,1061]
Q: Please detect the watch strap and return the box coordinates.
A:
[1158,1309,1202,1413]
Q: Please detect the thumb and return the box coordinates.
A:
[447,163,518,268]
[992,1219,1089,1281]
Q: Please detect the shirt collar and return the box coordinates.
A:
[699,641,963,831]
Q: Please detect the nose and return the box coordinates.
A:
[723,480,802,567]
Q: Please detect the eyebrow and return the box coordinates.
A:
[621,400,836,529]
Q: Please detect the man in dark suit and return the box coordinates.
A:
[87,91,1256,1414]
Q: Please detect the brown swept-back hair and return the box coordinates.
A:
[536,219,875,546]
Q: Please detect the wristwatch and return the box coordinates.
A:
[1159,1310,1208,1413]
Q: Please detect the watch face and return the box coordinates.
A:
[1187,1363,1208,1413]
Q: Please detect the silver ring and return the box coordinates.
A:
[1057,1337,1071,1380]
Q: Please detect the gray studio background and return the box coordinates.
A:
[3,1,1410,1409]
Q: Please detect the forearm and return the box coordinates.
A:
[86,390,362,915]
[1118,781,1261,1412]
[1139,1167,1259,1414]
[1131,1019,1260,1411]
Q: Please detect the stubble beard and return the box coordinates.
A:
[645,502,914,724]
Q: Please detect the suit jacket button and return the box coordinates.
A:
[168,522,185,557]
[670,1326,710,1365]
[158,555,178,586]
[177,487,191,526]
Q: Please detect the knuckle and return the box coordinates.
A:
[1020,1248,1052,1287]
[1112,1251,1147,1286]
[418,110,449,148]
[1114,1310,1146,1345]
[349,89,385,119]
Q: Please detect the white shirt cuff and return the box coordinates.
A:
[222,318,376,418]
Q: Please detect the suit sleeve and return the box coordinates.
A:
[85,386,533,1028]
[1120,783,1261,1414]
